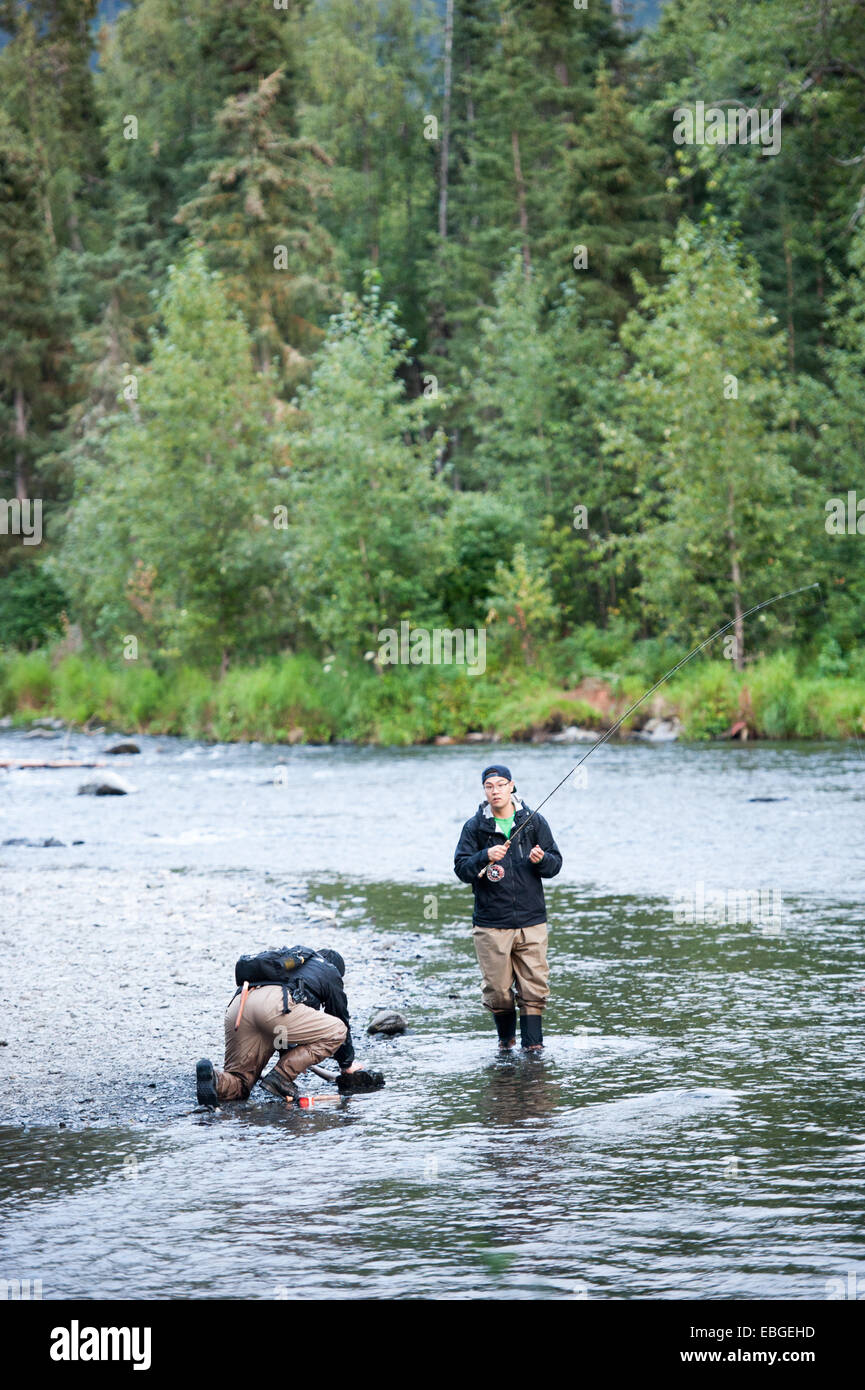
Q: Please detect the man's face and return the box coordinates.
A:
[483,776,514,813]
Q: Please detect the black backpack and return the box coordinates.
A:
[234,945,317,988]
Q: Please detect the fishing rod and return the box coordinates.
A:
[477,581,821,881]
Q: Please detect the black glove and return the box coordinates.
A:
[336,1069,385,1093]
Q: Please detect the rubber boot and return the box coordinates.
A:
[259,1070,300,1101]
[196,1058,218,1107]
[494,1007,517,1049]
[520,1014,544,1050]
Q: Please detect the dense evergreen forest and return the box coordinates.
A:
[1,0,864,742]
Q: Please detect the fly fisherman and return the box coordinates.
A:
[196,946,378,1106]
[454,765,562,1052]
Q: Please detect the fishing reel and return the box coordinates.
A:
[486,863,506,882]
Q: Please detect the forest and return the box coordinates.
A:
[1,0,864,743]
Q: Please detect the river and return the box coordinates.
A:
[1,729,863,1299]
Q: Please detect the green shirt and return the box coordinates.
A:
[494,813,516,840]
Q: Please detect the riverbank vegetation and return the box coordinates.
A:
[2,643,862,746]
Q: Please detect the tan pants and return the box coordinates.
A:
[215,985,347,1101]
[472,922,550,1015]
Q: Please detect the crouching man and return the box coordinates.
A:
[196,946,364,1106]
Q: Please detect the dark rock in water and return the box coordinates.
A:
[78,772,135,796]
[748,796,789,802]
[105,741,141,755]
[367,1010,408,1036]
[2,836,65,847]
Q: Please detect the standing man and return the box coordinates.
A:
[454,765,562,1052]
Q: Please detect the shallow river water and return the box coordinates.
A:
[1,730,863,1299]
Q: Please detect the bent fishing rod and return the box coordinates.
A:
[477,581,820,881]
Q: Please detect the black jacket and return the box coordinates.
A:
[289,952,355,1069]
[454,798,562,929]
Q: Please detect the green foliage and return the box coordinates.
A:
[0,0,863,746]
[667,662,740,739]
[0,560,67,649]
[175,67,338,387]
[2,645,860,743]
[287,280,448,654]
[54,251,289,667]
[299,0,437,351]
[1,649,53,711]
[484,543,558,670]
[611,219,809,659]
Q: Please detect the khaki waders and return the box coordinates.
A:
[214,984,347,1101]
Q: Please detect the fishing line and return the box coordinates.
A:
[478,580,821,880]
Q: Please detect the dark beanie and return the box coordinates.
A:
[318,948,345,977]
[482,765,512,783]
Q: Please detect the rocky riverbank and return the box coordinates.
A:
[0,866,414,1129]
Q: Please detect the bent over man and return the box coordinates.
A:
[454,764,562,1052]
[196,946,362,1105]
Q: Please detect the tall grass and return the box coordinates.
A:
[0,646,862,743]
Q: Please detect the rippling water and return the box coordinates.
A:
[1,731,863,1298]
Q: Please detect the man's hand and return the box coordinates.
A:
[488,843,509,863]
[529,845,545,864]
[341,1061,364,1074]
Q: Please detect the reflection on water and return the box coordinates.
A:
[1,738,863,1298]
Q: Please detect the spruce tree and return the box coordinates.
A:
[0,108,71,517]
[299,0,437,351]
[175,68,338,385]
[563,63,676,326]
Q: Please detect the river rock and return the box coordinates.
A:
[0,715,12,728]
[547,725,601,744]
[32,717,65,730]
[367,1010,408,1036]
[105,742,141,755]
[77,772,136,796]
[634,718,681,743]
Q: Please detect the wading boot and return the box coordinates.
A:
[494,1007,517,1050]
[519,1014,544,1052]
[196,1058,218,1107]
[259,1070,300,1102]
